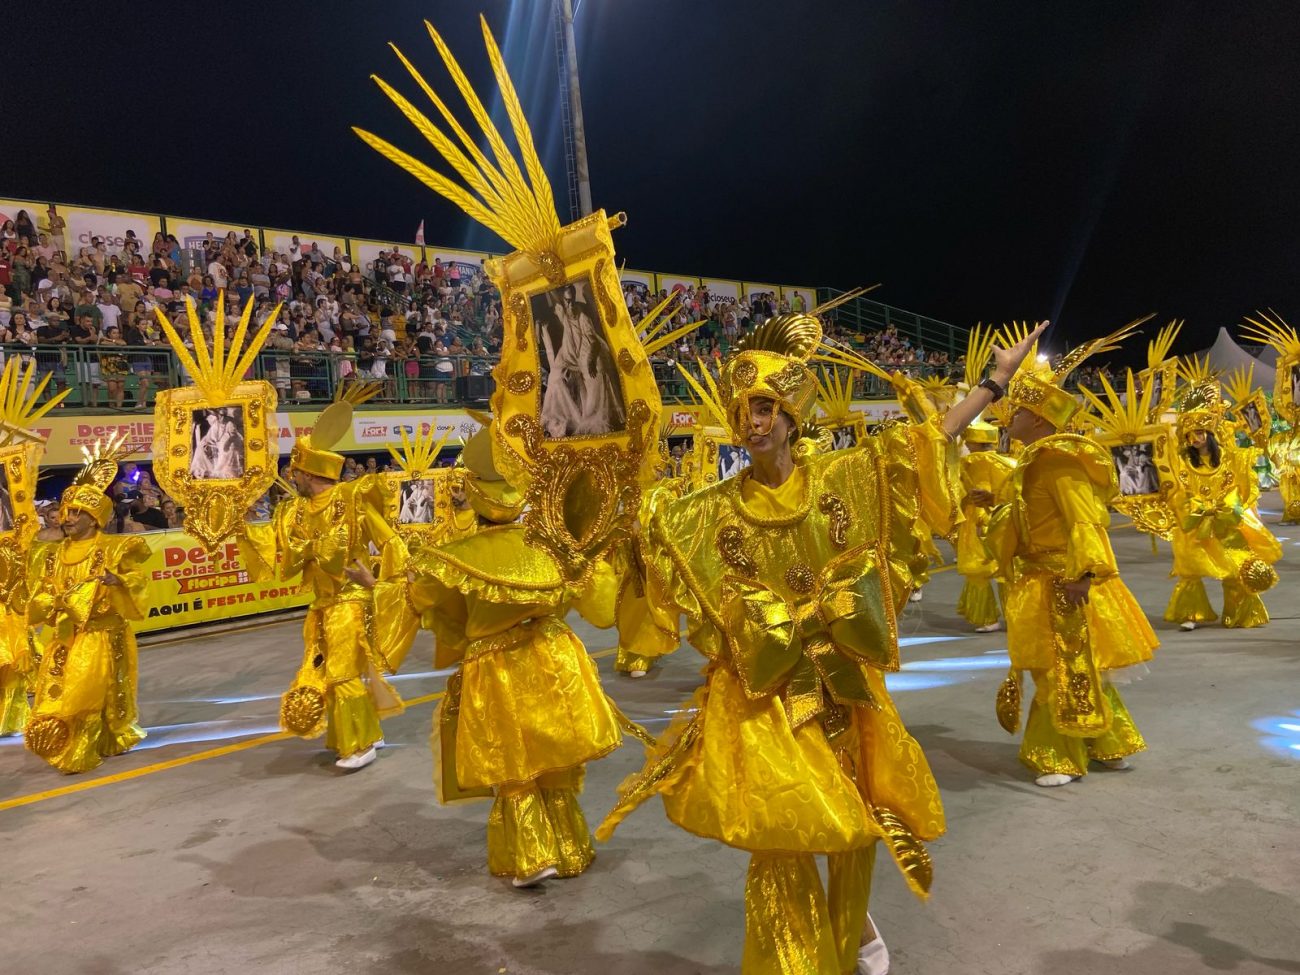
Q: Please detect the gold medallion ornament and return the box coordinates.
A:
[151,294,283,551]
[995,669,1022,734]
[280,685,327,738]
[355,17,674,582]
[24,715,71,758]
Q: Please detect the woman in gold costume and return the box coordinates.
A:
[988,323,1159,788]
[396,427,631,888]
[598,313,1045,975]
[955,423,1016,632]
[239,389,409,771]
[25,438,151,774]
[1164,381,1280,630]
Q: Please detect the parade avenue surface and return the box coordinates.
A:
[4,500,1298,975]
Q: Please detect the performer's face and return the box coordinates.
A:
[1008,406,1047,443]
[450,484,468,508]
[59,508,96,540]
[1186,430,1208,449]
[744,396,793,460]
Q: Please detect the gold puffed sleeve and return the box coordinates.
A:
[867,424,933,612]
[910,414,960,538]
[1040,453,1119,580]
[25,542,57,628]
[237,515,281,583]
[638,506,715,658]
[572,557,618,629]
[101,536,152,621]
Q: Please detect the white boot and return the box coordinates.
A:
[1035,772,1078,787]
[1097,757,1131,770]
[856,913,890,974]
[1179,620,1197,631]
[975,619,1004,633]
[628,670,647,679]
[335,746,377,770]
[512,865,559,888]
[909,588,923,603]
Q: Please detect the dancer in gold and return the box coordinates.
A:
[989,320,1159,788]
[599,311,1046,974]
[25,435,151,773]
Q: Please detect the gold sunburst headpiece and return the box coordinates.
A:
[1223,365,1257,407]
[1172,358,1228,439]
[387,422,454,477]
[60,431,134,527]
[1005,314,1153,430]
[1240,308,1300,357]
[0,357,68,446]
[290,381,383,481]
[638,292,706,358]
[154,294,283,404]
[1079,368,1158,439]
[959,323,1001,443]
[1147,319,1183,370]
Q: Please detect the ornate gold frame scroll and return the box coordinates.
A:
[152,295,282,551]
[382,422,456,550]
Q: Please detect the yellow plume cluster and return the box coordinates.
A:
[387,422,455,477]
[154,293,282,403]
[0,357,68,446]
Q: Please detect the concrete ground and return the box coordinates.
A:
[4,494,1299,975]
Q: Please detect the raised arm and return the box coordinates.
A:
[940,321,1048,440]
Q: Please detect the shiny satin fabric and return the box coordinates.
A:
[956,451,1016,626]
[486,768,595,879]
[956,578,1000,628]
[0,609,34,735]
[602,421,953,913]
[1020,677,1146,776]
[25,533,151,773]
[240,474,410,755]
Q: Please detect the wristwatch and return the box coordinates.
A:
[978,377,1006,402]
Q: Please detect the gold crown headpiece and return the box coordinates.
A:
[1004,314,1153,430]
[458,411,523,523]
[60,431,135,527]
[1172,357,1227,438]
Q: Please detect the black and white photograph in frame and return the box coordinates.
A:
[717,444,751,480]
[1149,368,1165,408]
[0,464,12,533]
[831,425,858,451]
[1290,364,1300,409]
[1112,442,1160,496]
[997,426,1011,455]
[1241,400,1264,433]
[189,406,246,480]
[398,479,434,525]
[532,276,627,440]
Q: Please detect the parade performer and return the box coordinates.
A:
[988,319,1159,788]
[0,359,68,735]
[1161,362,1279,630]
[954,326,1016,632]
[1240,311,1300,523]
[238,383,410,770]
[24,434,151,774]
[596,310,1045,975]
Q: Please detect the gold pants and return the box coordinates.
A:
[956,577,1000,627]
[1165,577,1269,629]
[0,668,31,736]
[486,766,596,880]
[614,646,654,674]
[742,844,877,975]
[1020,673,1145,777]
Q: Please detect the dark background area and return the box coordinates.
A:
[4,1,1297,358]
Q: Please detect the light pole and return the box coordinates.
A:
[556,0,593,217]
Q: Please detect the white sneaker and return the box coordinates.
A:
[512,865,559,888]
[975,620,1004,633]
[335,746,377,770]
[1179,621,1197,631]
[1098,757,1131,770]
[856,913,890,974]
[628,669,647,679]
[374,738,387,749]
[1035,772,1079,787]
[909,588,923,603]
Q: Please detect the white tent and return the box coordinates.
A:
[1204,326,1274,390]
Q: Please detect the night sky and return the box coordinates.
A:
[5,1,1299,359]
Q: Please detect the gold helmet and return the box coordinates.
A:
[61,431,133,528]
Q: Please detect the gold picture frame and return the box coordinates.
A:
[1096,426,1177,537]
[1230,390,1270,448]
[152,382,278,551]
[1274,351,1300,425]
[382,466,455,550]
[820,413,868,451]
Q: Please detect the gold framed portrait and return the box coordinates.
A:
[381,467,455,549]
[1138,361,1177,420]
[153,382,278,551]
[0,443,38,544]
[1230,390,1270,447]
[820,413,868,452]
[1273,352,1300,425]
[1096,426,1176,537]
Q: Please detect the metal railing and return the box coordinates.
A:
[816,287,967,359]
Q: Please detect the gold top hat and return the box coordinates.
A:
[460,416,523,523]
[1004,315,1152,430]
[290,382,382,481]
[60,431,133,528]
[963,421,999,445]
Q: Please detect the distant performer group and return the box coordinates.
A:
[3,17,1294,975]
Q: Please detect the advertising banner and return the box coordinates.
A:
[351,239,420,277]
[656,273,701,294]
[701,278,742,303]
[167,218,250,255]
[428,247,490,280]
[0,197,47,242]
[782,285,817,314]
[58,204,161,261]
[742,283,782,307]
[135,530,312,634]
[620,269,655,298]
[263,229,348,263]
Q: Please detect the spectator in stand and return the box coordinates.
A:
[98,325,130,409]
[161,498,184,529]
[69,312,102,405]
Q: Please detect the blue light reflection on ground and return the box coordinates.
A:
[1252,710,1300,760]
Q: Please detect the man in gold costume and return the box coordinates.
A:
[25,438,151,774]
[988,326,1159,788]
[239,389,409,771]
[955,421,1016,632]
[598,314,1045,975]
[393,426,631,887]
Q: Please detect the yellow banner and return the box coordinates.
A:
[135,530,311,633]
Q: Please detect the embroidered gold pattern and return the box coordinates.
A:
[25,715,71,758]
[281,685,327,736]
[510,292,529,351]
[818,493,850,548]
[784,562,814,594]
[732,360,758,388]
[506,371,536,394]
[618,348,637,374]
[717,525,757,576]
[766,361,807,396]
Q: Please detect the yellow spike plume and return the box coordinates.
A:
[388,422,454,476]
[1050,313,1155,383]
[1079,368,1155,438]
[1176,352,1217,386]
[73,430,135,491]
[1147,319,1183,369]
[808,284,882,318]
[1223,365,1257,406]
[153,293,282,402]
[814,368,855,422]
[0,356,69,445]
[963,323,998,390]
[676,359,730,429]
[1240,309,1300,357]
[638,293,707,358]
[354,16,561,255]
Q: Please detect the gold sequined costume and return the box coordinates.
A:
[240,471,408,759]
[598,308,957,975]
[955,448,1016,627]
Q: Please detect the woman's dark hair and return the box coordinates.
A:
[1186,430,1221,468]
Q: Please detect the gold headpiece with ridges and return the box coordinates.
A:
[291,381,383,481]
[1004,314,1152,430]
[459,409,523,523]
[61,430,134,528]
[1172,355,1227,438]
[961,323,1000,443]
